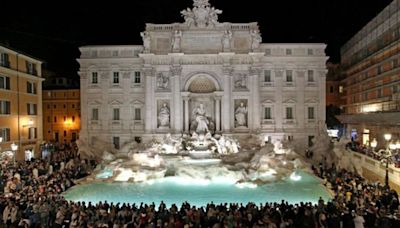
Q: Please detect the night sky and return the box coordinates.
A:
[0,0,394,78]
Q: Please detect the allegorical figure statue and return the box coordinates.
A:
[250,30,262,51]
[172,30,182,52]
[140,31,151,53]
[158,103,170,127]
[222,30,232,52]
[192,103,209,133]
[235,102,248,127]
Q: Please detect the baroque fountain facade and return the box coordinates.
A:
[75,0,331,188]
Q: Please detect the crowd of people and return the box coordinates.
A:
[0,143,399,227]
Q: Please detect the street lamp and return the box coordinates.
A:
[11,142,18,164]
[377,133,395,189]
[0,137,3,155]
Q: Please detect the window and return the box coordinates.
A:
[26,62,37,75]
[363,93,368,101]
[64,131,67,137]
[113,72,119,84]
[0,53,10,67]
[72,116,75,122]
[27,103,37,115]
[113,108,120,120]
[307,70,314,82]
[286,49,292,55]
[286,70,293,82]
[72,104,75,108]
[308,107,315,119]
[339,86,344,93]
[392,59,398,68]
[377,65,382,74]
[377,89,382,98]
[393,85,398,93]
[134,108,141,120]
[0,75,10,90]
[47,116,51,123]
[264,107,272,119]
[113,137,120,149]
[91,72,98,84]
[64,116,66,122]
[54,116,57,123]
[329,86,334,93]
[53,104,56,109]
[288,135,294,141]
[134,71,141,83]
[0,100,10,114]
[286,107,293,119]
[63,104,66,109]
[0,128,10,141]
[307,49,313,55]
[264,70,271,82]
[28,127,37,139]
[92,108,99,120]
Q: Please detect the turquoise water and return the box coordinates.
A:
[64,171,331,207]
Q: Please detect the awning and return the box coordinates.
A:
[336,112,400,125]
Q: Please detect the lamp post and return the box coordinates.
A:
[0,137,3,156]
[379,133,394,189]
[11,142,18,164]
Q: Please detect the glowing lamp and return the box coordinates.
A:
[384,134,392,141]
[370,138,377,148]
[11,142,18,151]
[396,140,400,150]
[389,143,397,151]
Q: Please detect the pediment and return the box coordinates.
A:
[130,100,144,105]
[283,98,296,103]
[108,100,123,105]
[88,100,102,105]
[305,98,319,103]
[262,99,275,104]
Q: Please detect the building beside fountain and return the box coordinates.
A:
[77,0,328,152]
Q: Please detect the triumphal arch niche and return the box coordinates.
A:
[184,73,222,135]
[140,0,260,137]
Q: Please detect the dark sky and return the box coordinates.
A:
[0,0,394,77]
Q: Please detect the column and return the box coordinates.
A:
[250,67,261,131]
[170,65,183,132]
[183,97,190,132]
[214,97,221,132]
[144,68,154,132]
[274,68,284,131]
[222,66,233,131]
[296,69,306,130]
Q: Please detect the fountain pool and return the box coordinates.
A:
[63,171,331,208]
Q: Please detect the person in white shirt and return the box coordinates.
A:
[353,210,365,228]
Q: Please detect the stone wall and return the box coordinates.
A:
[347,151,400,192]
